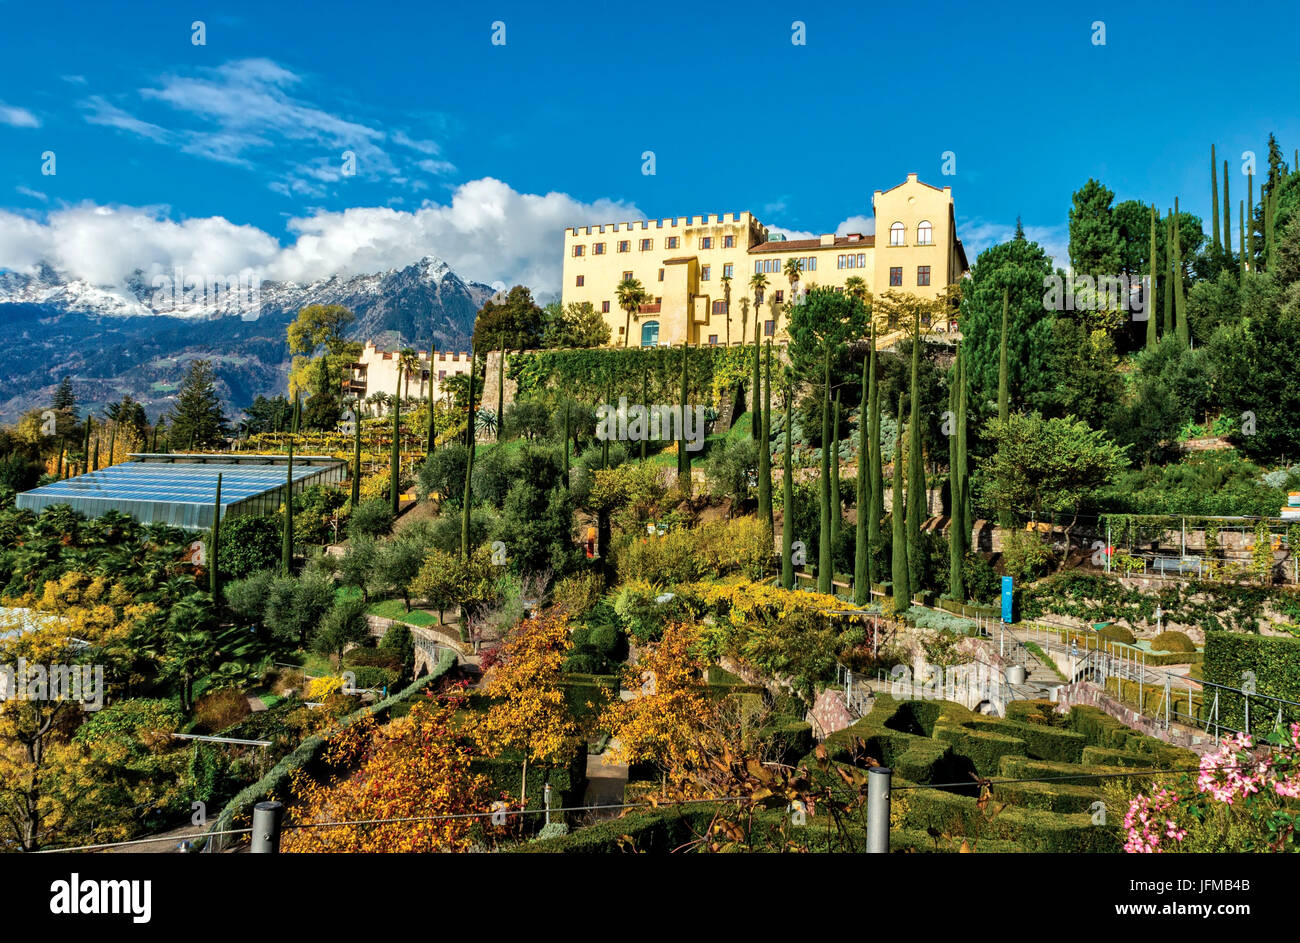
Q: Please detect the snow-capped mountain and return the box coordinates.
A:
[0,256,499,421]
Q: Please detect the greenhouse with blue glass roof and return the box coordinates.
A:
[15,454,347,530]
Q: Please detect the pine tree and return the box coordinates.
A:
[1147,205,1159,350]
[1211,144,1221,252]
[351,398,362,507]
[210,473,223,599]
[757,341,774,540]
[751,316,761,439]
[781,385,795,590]
[891,393,910,607]
[854,354,870,605]
[460,353,476,559]
[168,359,229,449]
[390,370,401,516]
[281,438,294,575]
[906,311,925,592]
[830,390,841,550]
[817,344,833,594]
[52,376,76,413]
[867,325,883,590]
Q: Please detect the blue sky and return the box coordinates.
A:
[2,0,1298,295]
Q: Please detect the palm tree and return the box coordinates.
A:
[739,296,751,345]
[720,274,733,346]
[398,348,421,402]
[844,276,868,305]
[616,277,648,348]
[749,273,769,346]
[783,257,802,306]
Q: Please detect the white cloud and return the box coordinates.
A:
[0,102,39,128]
[81,58,455,193]
[15,186,47,202]
[0,178,641,297]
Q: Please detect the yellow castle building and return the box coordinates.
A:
[561,174,969,347]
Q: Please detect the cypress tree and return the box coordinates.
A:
[751,315,761,439]
[562,404,571,488]
[291,390,300,435]
[209,473,223,599]
[679,344,691,497]
[830,390,841,550]
[1146,205,1159,350]
[817,344,832,594]
[83,418,92,469]
[640,367,648,461]
[906,311,925,593]
[460,353,476,559]
[351,398,362,508]
[1210,144,1221,252]
[107,422,116,468]
[603,380,612,471]
[781,385,795,590]
[281,438,294,575]
[1266,186,1276,270]
[890,393,909,607]
[1248,173,1256,267]
[997,288,1009,423]
[390,370,401,516]
[867,325,883,590]
[92,437,99,472]
[948,345,966,602]
[1240,200,1247,278]
[854,353,869,605]
[56,440,64,479]
[1173,200,1189,346]
[150,422,158,453]
[496,347,505,441]
[426,342,437,455]
[757,341,773,539]
[1223,159,1232,256]
[1164,211,1175,333]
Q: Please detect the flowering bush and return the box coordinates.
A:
[1123,725,1300,852]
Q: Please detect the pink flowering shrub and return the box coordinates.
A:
[1123,723,1300,853]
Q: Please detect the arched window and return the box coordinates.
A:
[640,321,660,347]
[917,220,933,245]
[889,221,905,246]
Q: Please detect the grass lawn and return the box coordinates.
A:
[366,598,441,627]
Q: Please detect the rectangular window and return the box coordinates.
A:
[708,334,718,345]
[857,253,866,268]
[667,236,679,249]
[755,261,763,274]
[593,242,605,255]
[711,300,728,315]
[602,300,611,313]
[837,254,846,269]
[622,271,633,281]
[572,245,585,257]
[575,275,584,287]
[775,290,784,303]
[618,240,631,252]
[917,265,931,287]
[658,268,665,281]
[723,263,733,278]
[889,267,902,287]
[701,265,711,280]
[640,238,653,251]
[724,235,735,248]
[806,257,817,271]
[700,237,713,249]
[764,320,775,336]
[439,370,446,380]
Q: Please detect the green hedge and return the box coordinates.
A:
[897,785,1119,852]
[931,724,1026,776]
[752,720,815,766]
[471,748,587,813]
[201,650,458,850]
[1204,630,1300,734]
[509,345,753,408]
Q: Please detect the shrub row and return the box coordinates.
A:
[1203,630,1300,733]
